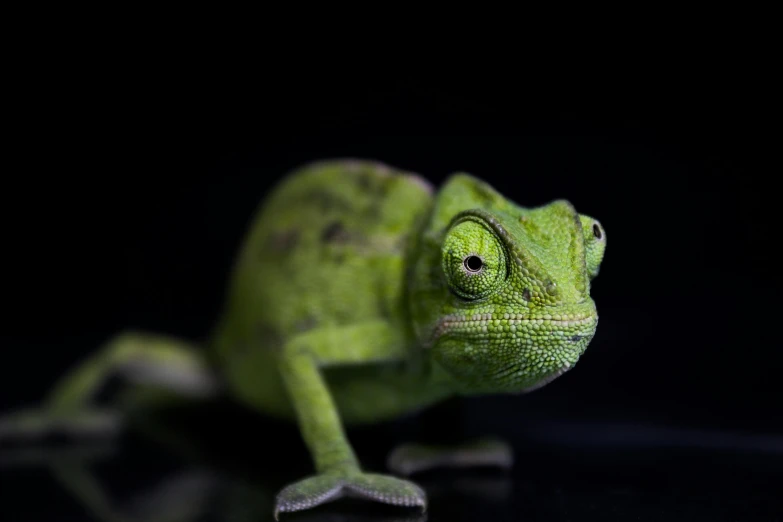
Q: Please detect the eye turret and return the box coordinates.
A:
[580,215,606,279]
[442,218,507,300]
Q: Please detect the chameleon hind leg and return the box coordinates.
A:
[386,399,513,476]
[387,437,513,476]
[0,331,220,441]
[273,321,426,519]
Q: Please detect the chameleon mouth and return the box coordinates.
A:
[430,312,597,344]
[516,364,572,393]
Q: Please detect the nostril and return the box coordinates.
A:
[570,335,584,342]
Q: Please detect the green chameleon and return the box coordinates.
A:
[0,159,606,518]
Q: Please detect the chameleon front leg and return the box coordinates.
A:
[0,331,220,441]
[273,322,426,519]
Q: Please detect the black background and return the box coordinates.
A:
[1,64,781,521]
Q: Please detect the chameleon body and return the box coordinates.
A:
[0,160,606,518]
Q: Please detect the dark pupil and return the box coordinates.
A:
[464,255,483,272]
[592,223,602,239]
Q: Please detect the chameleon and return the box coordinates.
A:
[0,159,606,518]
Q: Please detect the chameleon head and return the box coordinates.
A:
[409,175,606,395]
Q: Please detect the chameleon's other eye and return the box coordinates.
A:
[442,218,507,300]
[580,215,606,280]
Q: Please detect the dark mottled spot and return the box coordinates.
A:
[522,288,531,301]
[592,223,602,239]
[322,221,351,243]
[295,316,318,333]
[364,202,383,221]
[375,178,391,197]
[357,172,373,190]
[357,168,392,196]
[570,335,584,343]
[304,191,353,213]
[256,324,283,351]
[574,212,584,234]
[267,229,299,252]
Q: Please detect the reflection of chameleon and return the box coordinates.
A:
[0,160,606,518]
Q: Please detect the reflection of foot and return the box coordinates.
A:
[286,512,428,522]
[422,473,514,505]
[387,437,514,476]
[123,470,218,520]
[0,441,117,468]
[274,471,426,519]
[0,407,124,441]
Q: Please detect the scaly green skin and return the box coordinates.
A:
[0,160,606,520]
[209,160,440,425]
[408,174,604,395]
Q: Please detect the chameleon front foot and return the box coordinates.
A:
[274,471,426,519]
[387,436,514,476]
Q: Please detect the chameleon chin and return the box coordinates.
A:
[0,159,606,518]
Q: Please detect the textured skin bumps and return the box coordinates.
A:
[407,174,605,394]
[209,160,437,421]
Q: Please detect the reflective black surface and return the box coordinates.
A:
[1,401,781,522]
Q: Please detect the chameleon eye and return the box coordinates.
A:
[463,255,483,272]
[580,215,606,280]
[442,218,507,300]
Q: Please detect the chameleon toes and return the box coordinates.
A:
[274,474,346,518]
[344,473,427,509]
[274,472,426,519]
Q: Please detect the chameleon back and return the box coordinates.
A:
[209,160,434,416]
